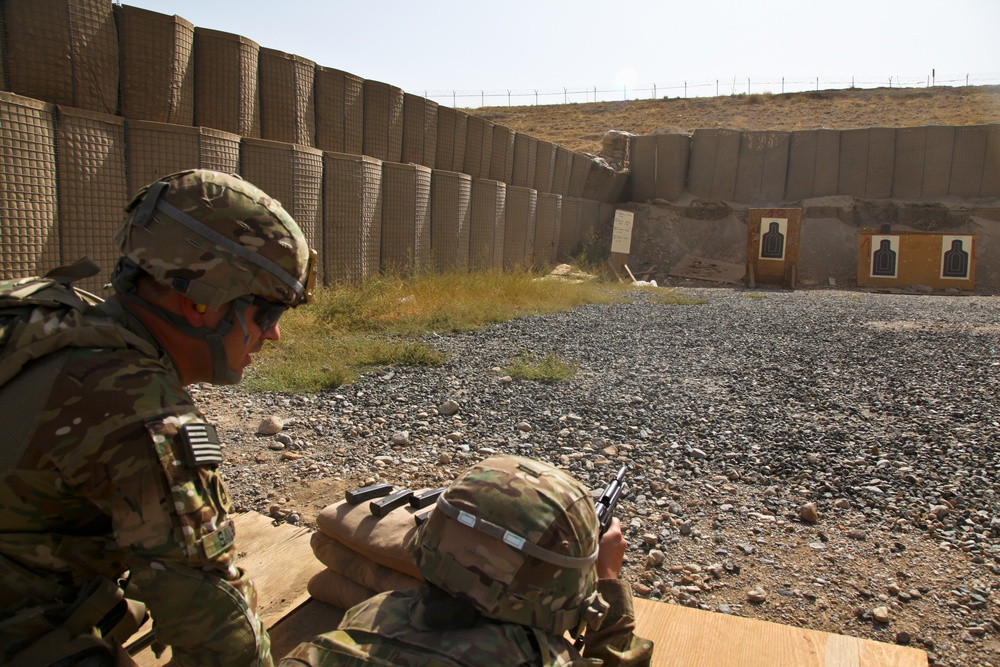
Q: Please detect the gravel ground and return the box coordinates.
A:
[194,286,1000,667]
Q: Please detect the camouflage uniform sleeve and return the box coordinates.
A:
[45,351,271,666]
[581,580,654,667]
[113,416,271,667]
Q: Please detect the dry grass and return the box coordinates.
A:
[470,85,1000,154]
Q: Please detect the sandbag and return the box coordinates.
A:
[307,568,379,611]
[310,531,423,593]
[315,498,424,579]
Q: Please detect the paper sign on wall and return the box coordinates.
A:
[611,210,634,254]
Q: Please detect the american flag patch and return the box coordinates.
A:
[181,423,223,467]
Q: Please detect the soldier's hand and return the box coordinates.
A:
[596,517,626,579]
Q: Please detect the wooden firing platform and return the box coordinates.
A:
[133,513,928,666]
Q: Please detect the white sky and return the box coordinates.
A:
[121,0,999,106]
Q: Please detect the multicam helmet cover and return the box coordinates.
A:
[414,455,608,636]
[115,169,316,310]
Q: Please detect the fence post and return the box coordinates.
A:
[481,90,484,106]
[623,84,627,101]
[564,87,567,104]
[453,90,456,106]
[781,77,784,94]
[508,90,511,106]
[534,90,538,105]
[653,83,656,99]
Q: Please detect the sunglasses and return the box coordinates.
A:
[250,295,288,332]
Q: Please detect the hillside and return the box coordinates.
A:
[469,84,1000,154]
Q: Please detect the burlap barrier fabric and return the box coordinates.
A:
[533,140,557,195]
[56,106,127,293]
[259,48,316,147]
[569,152,592,198]
[787,129,842,201]
[323,151,383,283]
[0,92,59,279]
[402,93,438,168]
[534,192,562,266]
[653,134,690,202]
[949,125,989,198]
[469,178,505,271]
[315,499,424,579]
[126,120,201,193]
[4,0,119,115]
[463,115,494,180]
[558,196,584,261]
[489,124,515,184]
[241,138,324,281]
[579,199,601,244]
[511,132,537,189]
[552,146,574,197]
[630,135,657,202]
[922,125,956,198]
[430,169,472,272]
[119,5,195,125]
[435,106,468,173]
[315,66,364,155]
[866,127,897,199]
[893,126,927,199]
[503,185,536,270]
[734,130,791,205]
[380,162,432,273]
[193,27,260,137]
[362,79,404,163]
[982,124,1000,197]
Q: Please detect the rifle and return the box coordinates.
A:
[595,465,627,536]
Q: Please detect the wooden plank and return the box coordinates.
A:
[633,598,927,667]
[131,512,324,666]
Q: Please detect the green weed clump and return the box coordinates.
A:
[648,291,709,305]
[246,269,626,393]
[505,353,579,383]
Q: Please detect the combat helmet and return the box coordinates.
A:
[415,455,609,636]
[112,169,316,383]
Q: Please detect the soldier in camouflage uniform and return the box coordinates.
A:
[279,455,654,666]
[0,170,316,666]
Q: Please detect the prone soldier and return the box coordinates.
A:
[279,455,653,666]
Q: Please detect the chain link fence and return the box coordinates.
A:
[422,72,1000,109]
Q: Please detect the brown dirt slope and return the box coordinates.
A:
[470,85,1000,154]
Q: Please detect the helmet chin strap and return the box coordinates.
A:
[113,259,252,385]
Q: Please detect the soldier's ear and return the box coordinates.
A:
[178,295,211,326]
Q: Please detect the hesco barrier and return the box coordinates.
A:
[469,178,505,271]
[0,93,59,279]
[630,124,999,203]
[240,138,324,282]
[463,115,493,180]
[362,79,404,163]
[504,185,537,270]
[534,140,557,194]
[534,193,562,265]
[4,0,118,115]
[552,147,574,197]
[56,107,127,294]
[430,170,472,272]
[259,48,316,147]
[117,5,194,125]
[315,66,364,155]
[489,124,515,184]
[125,120,240,194]
[380,162,432,273]
[402,93,438,169]
[511,133,537,189]
[323,152,382,283]
[193,28,260,138]
[6,1,994,290]
[558,196,584,259]
[435,106,467,173]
